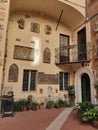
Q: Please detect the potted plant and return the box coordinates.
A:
[31,101,38,111]
[68,87,75,106]
[54,100,60,108]
[46,100,54,109]
[39,102,44,110]
[91,106,98,129]
[19,99,28,111]
[77,101,94,120]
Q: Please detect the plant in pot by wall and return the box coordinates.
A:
[19,99,28,111]
[77,101,94,120]
[76,101,98,129]
[54,99,64,108]
[46,100,54,109]
[31,101,38,111]
[39,102,44,110]
[91,106,98,128]
[68,86,75,106]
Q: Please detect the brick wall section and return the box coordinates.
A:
[87,0,98,68]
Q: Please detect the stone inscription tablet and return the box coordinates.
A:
[14,45,34,61]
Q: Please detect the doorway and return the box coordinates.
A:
[59,34,69,62]
[78,27,87,61]
[81,73,91,102]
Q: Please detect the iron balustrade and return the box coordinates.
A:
[55,43,91,64]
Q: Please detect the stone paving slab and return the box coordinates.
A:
[46,107,73,130]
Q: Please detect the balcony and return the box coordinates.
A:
[55,43,91,65]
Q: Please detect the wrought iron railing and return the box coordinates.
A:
[55,43,91,64]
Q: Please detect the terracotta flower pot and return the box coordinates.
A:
[39,104,44,110]
[32,106,37,111]
[92,120,98,129]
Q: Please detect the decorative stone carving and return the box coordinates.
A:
[38,72,59,85]
[14,45,34,61]
[45,40,49,43]
[17,18,25,29]
[8,64,19,82]
[48,86,53,97]
[43,47,51,63]
[44,25,52,35]
[30,22,40,33]
[39,88,43,94]
[55,89,58,93]
[16,38,21,41]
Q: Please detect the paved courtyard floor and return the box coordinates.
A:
[60,108,97,130]
[0,107,97,130]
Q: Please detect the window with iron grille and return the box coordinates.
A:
[22,70,37,91]
[59,72,69,91]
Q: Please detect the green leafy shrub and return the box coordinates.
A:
[46,100,54,109]
[77,101,95,122]
[54,100,60,108]
[13,100,21,112]
[54,99,66,108]
[31,101,38,110]
[13,99,32,112]
[77,101,94,117]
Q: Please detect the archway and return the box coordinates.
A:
[75,67,95,104]
[81,73,91,102]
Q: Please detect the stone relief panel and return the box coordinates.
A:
[38,72,59,85]
[8,64,19,82]
[48,86,53,97]
[13,45,34,61]
[30,22,40,33]
[43,47,51,63]
[44,25,52,35]
[17,18,25,29]
[39,88,43,94]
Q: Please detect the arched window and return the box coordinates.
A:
[8,64,19,82]
[43,47,51,63]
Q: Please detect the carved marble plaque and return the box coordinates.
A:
[14,45,34,61]
[17,18,25,29]
[44,25,52,35]
[30,22,40,33]
[8,64,18,82]
[43,47,51,63]
[38,72,59,85]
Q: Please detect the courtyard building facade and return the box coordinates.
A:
[0,0,98,111]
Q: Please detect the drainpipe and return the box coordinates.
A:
[0,0,10,113]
